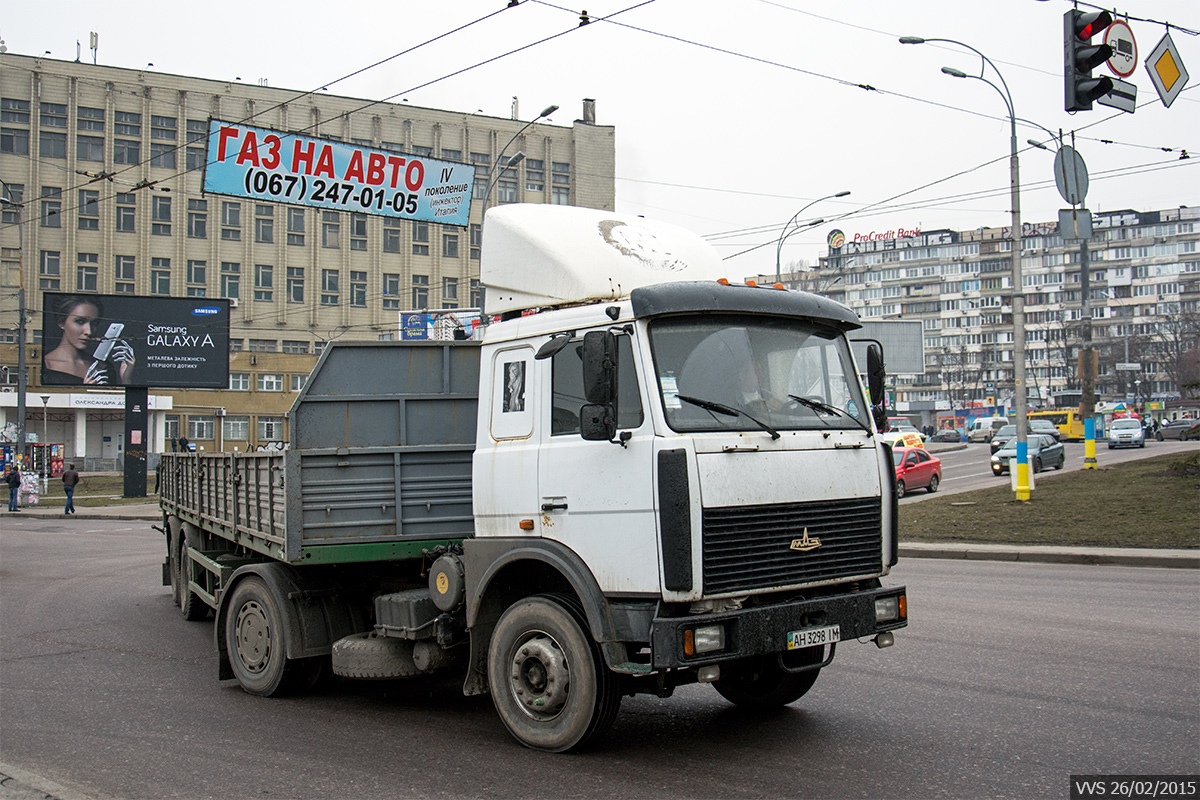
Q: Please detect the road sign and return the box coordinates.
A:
[1145,31,1189,108]
[1059,208,1093,241]
[1104,19,1137,77]
[1053,146,1089,205]
[1116,363,1141,371]
[1098,78,1137,113]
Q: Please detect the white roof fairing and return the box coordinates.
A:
[481,205,727,315]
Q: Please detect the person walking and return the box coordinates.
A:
[178,434,190,453]
[62,463,80,515]
[5,464,21,512]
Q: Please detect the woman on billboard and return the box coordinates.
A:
[42,295,136,385]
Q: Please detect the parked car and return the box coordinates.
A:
[991,434,1065,475]
[1029,419,1061,441]
[1107,418,1145,449]
[930,427,963,443]
[989,425,1018,454]
[893,446,942,497]
[967,416,1009,443]
[1156,418,1200,441]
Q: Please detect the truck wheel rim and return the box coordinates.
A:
[234,600,272,675]
[507,631,571,720]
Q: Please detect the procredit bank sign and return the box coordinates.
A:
[850,227,922,243]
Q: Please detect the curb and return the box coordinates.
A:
[901,542,1199,569]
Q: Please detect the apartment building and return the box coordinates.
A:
[0,52,615,460]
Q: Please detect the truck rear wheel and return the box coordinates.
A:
[713,648,822,709]
[176,535,208,621]
[224,576,316,696]
[487,594,621,753]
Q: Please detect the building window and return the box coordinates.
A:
[350,214,367,250]
[470,224,482,260]
[221,202,241,240]
[221,262,240,300]
[382,273,400,310]
[223,415,250,440]
[257,374,284,392]
[151,257,171,295]
[152,195,172,236]
[287,267,304,303]
[113,112,141,164]
[443,277,458,309]
[470,278,482,308]
[383,218,401,253]
[115,255,136,294]
[525,158,544,192]
[248,339,277,353]
[0,185,19,225]
[115,193,136,232]
[350,271,366,307]
[281,340,309,354]
[78,190,100,230]
[164,415,180,442]
[258,416,285,440]
[412,221,429,255]
[77,252,99,292]
[255,205,274,243]
[151,115,177,140]
[77,136,104,162]
[321,269,339,305]
[443,233,459,259]
[551,161,571,205]
[41,186,62,228]
[255,264,273,302]
[186,120,207,171]
[39,250,61,291]
[77,106,105,132]
[149,143,176,169]
[187,260,207,297]
[1,99,30,155]
[291,374,307,392]
[287,207,305,246]
[230,373,250,391]
[471,152,490,199]
[188,199,207,238]
[497,166,517,204]
[40,102,67,159]
[188,416,215,441]
[442,148,461,161]
[114,109,140,134]
[322,211,340,248]
[412,274,429,308]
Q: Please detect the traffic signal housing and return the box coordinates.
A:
[1065,9,1115,111]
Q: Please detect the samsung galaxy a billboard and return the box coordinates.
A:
[41,293,231,388]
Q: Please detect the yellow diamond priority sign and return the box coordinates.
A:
[1145,31,1189,108]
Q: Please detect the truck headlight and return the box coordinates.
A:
[684,624,725,656]
[875,594,906,623]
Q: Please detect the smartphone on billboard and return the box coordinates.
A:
[92,323,125,361]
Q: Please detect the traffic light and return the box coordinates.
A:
[1064,9,1115,111]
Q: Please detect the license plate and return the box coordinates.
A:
[787,624,841,650]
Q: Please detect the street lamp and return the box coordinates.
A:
[476,103,558,328]
[901,35,1031,501]
[40,395,50,493]
[775,191,850,283]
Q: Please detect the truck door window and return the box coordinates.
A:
[490,348,534,440]
[551,333,643,436]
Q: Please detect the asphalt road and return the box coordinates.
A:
[904,437,1200,503]
[2,520,1197,799]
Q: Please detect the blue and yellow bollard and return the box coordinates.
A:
[1083,417,1098,469]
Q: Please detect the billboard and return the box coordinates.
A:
[400,309,484,341]
[41,293,231,388]
[202,120,475,226]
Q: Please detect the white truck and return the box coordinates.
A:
[159,204,907,752]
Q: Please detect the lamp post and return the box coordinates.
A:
[775,191,850,284]
[475,104,558,329]
[40,395,50,493]
[901,36,1030,501]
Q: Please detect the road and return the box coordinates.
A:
[904,437,1200,503]
[2,519,1197,799]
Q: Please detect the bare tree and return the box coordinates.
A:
[1146,309,1200,398]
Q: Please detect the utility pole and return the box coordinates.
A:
[1079,239,1097,468]
[1,189,27,470]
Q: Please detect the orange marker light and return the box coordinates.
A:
[519,519,535,531]
[717,278,730,285]
[898,594,907,619]
[745,280,758,287]
[683,629,695,656]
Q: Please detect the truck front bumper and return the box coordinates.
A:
[648,585,906,669]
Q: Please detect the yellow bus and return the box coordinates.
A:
[1028,409,1087,441]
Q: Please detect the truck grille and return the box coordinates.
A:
[702,497,882,595]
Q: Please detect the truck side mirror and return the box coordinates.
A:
[867,343,887,432]
[581,331,617,405]
[580,403,616,441]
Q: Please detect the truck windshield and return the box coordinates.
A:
[648,314,870,434]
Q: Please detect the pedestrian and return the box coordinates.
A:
[62,462,80,515]
[178,434,190,453]
[5,464,21,512]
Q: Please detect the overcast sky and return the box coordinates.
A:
[4,0,1197,277]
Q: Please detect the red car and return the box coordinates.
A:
[893,446,942,498]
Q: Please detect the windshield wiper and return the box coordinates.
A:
[676,394,780,440]
[788,395,871,433]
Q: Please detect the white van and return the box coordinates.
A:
[967,416,1009,443]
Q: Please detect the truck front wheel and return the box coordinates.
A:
[487,594,621,753]
[713,648,822,708]
[224,576,318,697]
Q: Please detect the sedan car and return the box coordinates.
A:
[989,425,1018,454]
[893,446,942,497]
[930,428,963,443]
[1029,419,1061,441]
[879,423,926,449]
[991,434,1065,475]
[1107,418,1145,449]
[1156,418,1200,441]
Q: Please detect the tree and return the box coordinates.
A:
[1145,309,1200,398]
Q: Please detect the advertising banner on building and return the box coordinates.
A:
[41,293,230,388]
[202,120,475,226]
[399,309,484,341]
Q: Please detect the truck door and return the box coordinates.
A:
[537,332,661,594]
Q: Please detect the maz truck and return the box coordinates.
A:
[158,204,908,752]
